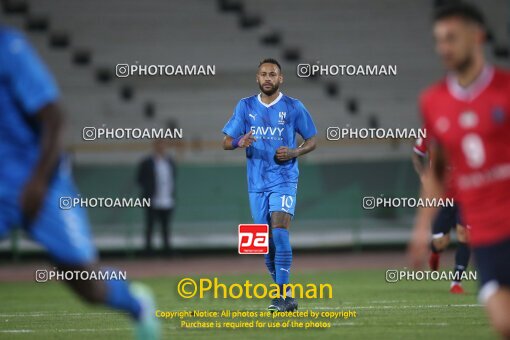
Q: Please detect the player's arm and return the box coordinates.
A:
[1,30,64,221]
[20,103,65,221]
[412,152,427,178]
[222,100,255,150]
[276,101,318,161]
[412,136,428,179]
[275,136,316,161]
[408,142,447,268]
[222,131,257,150]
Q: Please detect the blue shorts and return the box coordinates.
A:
[0,171,97,265]
[473,237,510,304]
[432,204,464,238]
[249,186,297,225]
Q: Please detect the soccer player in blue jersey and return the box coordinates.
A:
[0,27,159,339]
[222,58,317,312]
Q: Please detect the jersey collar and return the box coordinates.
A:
[446,64,494,102]
[257,92,283,108]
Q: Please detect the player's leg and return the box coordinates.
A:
[248,192,274,281]
[2,190,151,334]
[449,206,470,293]
[266,229,276,282]
[268,211,293,312]
[29,174,160,339]
[450,223,470,294]
[430,233,450,270]
[475,238,510,338]
[55,263,158,340]
[429,206,455,270]
[164,208,174,254]
[145,207,155,253]
[269,191,297,312]
[249,192,285,312]
[159,209,171,253]
[485,288,510,338]
[56,262,139,313]
[271,211,292,293]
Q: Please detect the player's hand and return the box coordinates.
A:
[20,175,48,223]
[407,219,430,269]
[238,130,256,148]
[275,146,298,162]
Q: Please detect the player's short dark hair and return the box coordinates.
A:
[433,2,485,28]
[258,58,282,72]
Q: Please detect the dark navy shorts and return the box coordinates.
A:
[432,204,464,238]
[473,237,510,303]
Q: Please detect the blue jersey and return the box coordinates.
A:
[222,93,317,192]
[0,27,60,195]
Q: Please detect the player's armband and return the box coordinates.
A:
[231,135,242,149]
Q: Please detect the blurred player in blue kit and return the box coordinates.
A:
[222,58,317,312]
[0,27,160,339]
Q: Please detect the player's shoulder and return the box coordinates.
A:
[281,94,301,104]
[493,66,510,77]
[281,94,306,110]
[492,67,510,85]
[0,25,25,48]
[237,94,258,107]
[419,78,448,105]
[0,26,31,68]
[239,94,257,102]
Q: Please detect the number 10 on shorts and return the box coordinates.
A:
[238,224,269,254]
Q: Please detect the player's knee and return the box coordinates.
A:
[60,278,104,304]
[456,226,468,242]
[486,291,510,338]
[490,313,510,338]
[77,284,104,304]
[57,264,105,304]
[60,280,104,305]
[432,235,449,251]
[271,224,288,230]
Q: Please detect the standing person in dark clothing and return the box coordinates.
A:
[137,139,176,254]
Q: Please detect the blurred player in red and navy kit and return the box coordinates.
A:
[412,136,471,294]
[408,3,510,337]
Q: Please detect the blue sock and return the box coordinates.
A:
[105,276,142,320]
[272,228,292,298]
[264,236,276,282]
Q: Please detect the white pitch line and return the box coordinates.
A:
[330,322,358,326]
[311,304,482,310]
[0,325,196,333]
[0,330,34,333]
[397,322,448,326]
[237,303,482,310]
[0,311,122,317]
[0,328,131,333]
[55,328,131,332]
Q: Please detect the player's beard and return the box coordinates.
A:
[259,82,279,97]
[452,53,474,75]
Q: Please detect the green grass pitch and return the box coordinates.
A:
[0,270,495,339]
